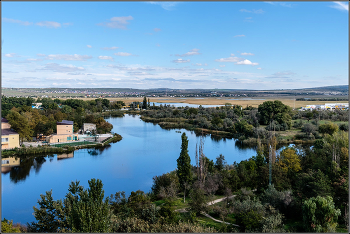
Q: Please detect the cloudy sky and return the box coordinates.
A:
[1,1,348,89]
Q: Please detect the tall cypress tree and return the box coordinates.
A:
[177,133,192,202]
[142,96,147,109]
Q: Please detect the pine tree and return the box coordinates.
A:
[177,133,192,203]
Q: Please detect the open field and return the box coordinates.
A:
[63,96,348,109]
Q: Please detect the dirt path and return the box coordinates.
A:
[174,195,239,227]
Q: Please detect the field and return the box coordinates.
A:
[70,96,347,109]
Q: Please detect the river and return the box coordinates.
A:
[1,114,257,224]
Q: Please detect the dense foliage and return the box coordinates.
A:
[27,179,111,233]
[2,97,118,142]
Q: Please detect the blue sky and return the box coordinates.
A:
[1,1,348,90]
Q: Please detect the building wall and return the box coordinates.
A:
[83,123,96,132]
[1,122,11,129]
[1,134,20,149]
[1,157,20,167]
[57,124,73,135]
[47,134,79,143]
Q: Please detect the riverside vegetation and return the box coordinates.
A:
[2,129,348,232]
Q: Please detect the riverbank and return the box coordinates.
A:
[140,116,315,146]
[1,133,122,158]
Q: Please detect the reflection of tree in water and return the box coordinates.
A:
[88,149,99,156]
[9,157,46,183]
[98,144,111,153]
[33,156,46,174]
[235,140,257,150]
[87,144,111,156]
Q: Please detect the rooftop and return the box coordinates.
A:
[1,128,19,136]
[57,120,73,125]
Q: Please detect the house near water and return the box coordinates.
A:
[46,120,79,143]
[1,118,20,150]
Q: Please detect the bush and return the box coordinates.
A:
[302,196,341,232]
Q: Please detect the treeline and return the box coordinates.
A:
[1,96,126,143]
[139,101,348,142]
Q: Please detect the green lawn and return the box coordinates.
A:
[53,141,96,147]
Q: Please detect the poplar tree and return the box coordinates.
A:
[177,133,192,203]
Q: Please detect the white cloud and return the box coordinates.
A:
[193,63,202,66]
[265,2,294,8]
[36,21,61,28]
[234,35,245,37]
[4,53,19,58]
[147,2,179,11]
[240,9,265,14]
[98,56,114,61]
[265,71,296,78]
[154,28,162,32]
[241,52,254,56]
[46,54,92,61]
[87,45,92,48]
[330,2,349,11]
[27,58,42,61]
[62,23,73,26]
[97,16,133,29]
[2,18,33,26]
[176,48,201,57]
[215,56,242,63]
[101,46,119,50]
[257,67,262,70]
[172,58,190,63]
[219,65,226,67]
[41,63,85,72]
[114,52,133,56]
[236,59,259,66]
[215,55,259,66]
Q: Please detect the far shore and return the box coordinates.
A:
[59,96,347,109]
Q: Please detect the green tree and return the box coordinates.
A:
[258,100,292,126]
[318,122,339,135]
[27,190,66,232]
[302,196,341,232]
[28,179,111,233]
[215,154,227,171]
[143,96,148,109]
[187,182,207,215]
[1,219,22,233]
[6,110,33,143]
[177,133,192,203]
[277,147,301,173]
[64,179,111,232]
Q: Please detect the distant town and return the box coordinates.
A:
[2,85,348,99]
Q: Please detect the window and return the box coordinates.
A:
[2,138,9,142]
[2,160,10,164]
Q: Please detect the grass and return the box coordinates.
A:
[53,141,96,147]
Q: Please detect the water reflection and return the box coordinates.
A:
[57,152,74,160]
[1,157,20,174]
[9,157,46,183]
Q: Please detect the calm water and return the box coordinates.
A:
[1,114,256,224]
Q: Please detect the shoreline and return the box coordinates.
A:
[1,134,122,158]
